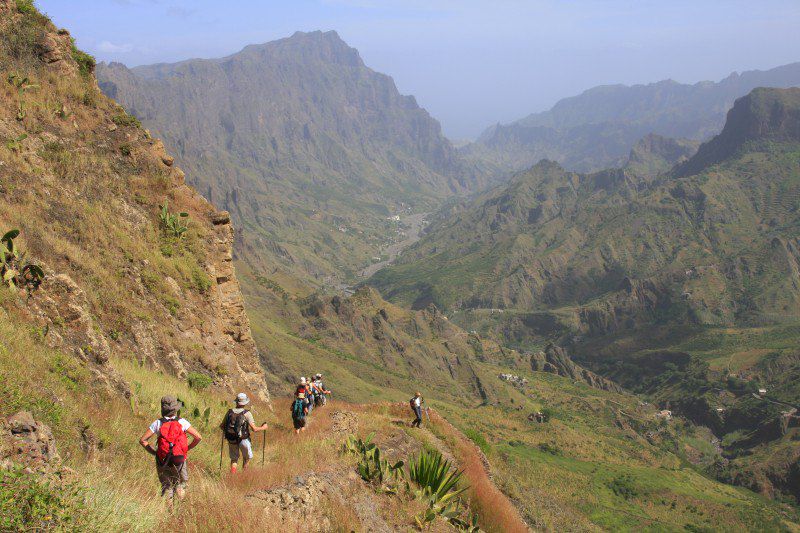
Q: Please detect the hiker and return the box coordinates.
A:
[305,376,315,415]
[139,396,202,502]
[410,391,424,428]
[291,391,309,434]
[220,393,268,473]
[313,373,330,407]
[295,376,309,398]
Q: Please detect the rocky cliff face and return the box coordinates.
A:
[0,5,268,402]
[96,31,484,285]
[678,87,800,175]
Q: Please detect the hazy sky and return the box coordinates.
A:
[37,0,800,139]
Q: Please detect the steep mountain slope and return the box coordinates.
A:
[0,0,267,402]
[464,62,800,174]
[369,87,800,501]
[96,32,482,286]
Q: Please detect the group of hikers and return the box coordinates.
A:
[139,376,427,502]
[291,373,331,433]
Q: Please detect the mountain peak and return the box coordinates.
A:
[678,87,800,175]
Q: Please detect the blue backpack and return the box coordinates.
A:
[291,398,305,419]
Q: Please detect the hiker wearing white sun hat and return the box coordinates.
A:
[220,393,268,473]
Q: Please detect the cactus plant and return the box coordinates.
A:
[1,229,45,293]
[5,134,27,152]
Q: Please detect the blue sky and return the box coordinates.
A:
[37,0,800,139]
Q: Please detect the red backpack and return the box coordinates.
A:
[156,418,189,466]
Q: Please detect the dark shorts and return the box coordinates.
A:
[293,416,306,429]
[156,459,188,498]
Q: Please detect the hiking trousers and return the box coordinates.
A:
[412,406,422,427]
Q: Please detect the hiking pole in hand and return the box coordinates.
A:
[425,407,431,423]
[218,432,224,473]
[261,428,266,467]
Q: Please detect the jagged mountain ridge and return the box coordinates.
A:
[371,88,800,327]
[96,31,484,285]
[463,62,800,174]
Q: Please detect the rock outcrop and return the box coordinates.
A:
[530,345,623,393]
[1,411,59,472]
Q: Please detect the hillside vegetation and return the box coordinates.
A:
[2,1,799,530]
[369,87,800,502]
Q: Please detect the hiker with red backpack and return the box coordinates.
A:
[139,396,202,502]
[220,393,268,473]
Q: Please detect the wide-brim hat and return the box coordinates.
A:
[161,395,182,416]
[236,393,250,406]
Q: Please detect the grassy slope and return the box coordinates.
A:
[238,274,799,530]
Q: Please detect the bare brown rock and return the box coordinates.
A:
[2,411,59,471]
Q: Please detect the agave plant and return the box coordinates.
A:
[408,449,467,505]
[158,201,190,238]
[408,449,478,530]
[1,229,45,293]
[343,433,405,492]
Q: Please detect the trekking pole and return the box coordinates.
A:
[218,432,224,473]
[261,429,266,467]
[425,407,431,423]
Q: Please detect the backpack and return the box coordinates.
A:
[292,398,305,420]
[409,398,416,409]
[156,418,188,467]
[223,409,250,443]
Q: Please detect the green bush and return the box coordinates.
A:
[0,467,85,530]
[2,9,46,61]
[187,371,213,391]
[607,474,639,500]
[15,0,34,13]
[111,112,141,129]
[70,42,95,76]
[463,427,490,454]
[537,442,561,456]
[192,268,213,293]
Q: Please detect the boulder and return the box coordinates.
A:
[3,411,59,470]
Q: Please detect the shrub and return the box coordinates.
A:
[1,229,45,293]
[15,0,38,15]
[607,474,639,500]
[408,449,473,530]
[3,4,48,61]
[187,372,213,391]
[192,267,213,293]
[342,433,404,493]
[463,428,490,454]
[0,467,85,530]
[119,144,132,156]
[70,42,95,76]
[537,442,561,456]
[111,112,141,129]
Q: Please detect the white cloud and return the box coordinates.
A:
[97,41,135,54]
